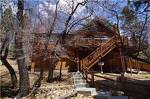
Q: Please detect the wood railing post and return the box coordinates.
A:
[91,71,95,86]
[80,60,83,70]
[85,71,88,81]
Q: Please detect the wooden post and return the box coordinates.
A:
[31,62,35,72]
[80,60,83,71]
[129,58,132,75]
[59,61,63,80]
[85,70,88,81]
[91,72,95,86]
[137,61,140,74]
[31,58,35,72]
[77,57,80,72]
[119,48,126,73]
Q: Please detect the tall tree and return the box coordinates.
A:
[0,7,17,88]
[15,0,30,97]
[122,2,150,55]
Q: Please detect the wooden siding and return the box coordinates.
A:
[127,58,150,71]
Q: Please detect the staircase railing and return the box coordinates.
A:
[80,36,117,70]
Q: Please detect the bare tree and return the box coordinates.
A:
[59,0,90,43]
[15,0,30,97]
[122,2,150,55]
[57,0,92,79]
[31,0,93,82]
[0,7,17,88]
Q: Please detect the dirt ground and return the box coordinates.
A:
[0,59,75,99]
[0,59,94,99]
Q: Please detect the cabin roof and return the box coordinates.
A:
[75,17,118,37]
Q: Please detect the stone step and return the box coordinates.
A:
[74,78,84,80]
[74,80,86,84]
[72,72,82,76]
[75,83,87,88]
[76,88,98,96]
[72,76,83,79]
[73,74,83,78]
[72,72,97,96]
[74,82,87,85]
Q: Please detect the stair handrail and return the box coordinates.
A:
[80,36,117,69]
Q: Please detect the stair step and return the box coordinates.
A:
[72,72,96,96]
[76,88,98,96]
[75,83,87,86]
[75,84,87,86]
[73,74,83,76]
[72,76,83,79]
[74,80,86,84]
[74,82,87,88]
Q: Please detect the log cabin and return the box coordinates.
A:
[31,17,150,72]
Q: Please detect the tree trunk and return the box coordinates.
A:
[29,65,43,98]
[58,62,63,81]
[15,0,30,97]
[119,48,126,73]
[0,40,17,88]
[47,62,54,83]
[47,67,54,83]
[47,58,56,83]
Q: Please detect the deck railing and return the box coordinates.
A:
[75,38,102,47]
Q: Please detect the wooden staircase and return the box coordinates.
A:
[80,36,117,70]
